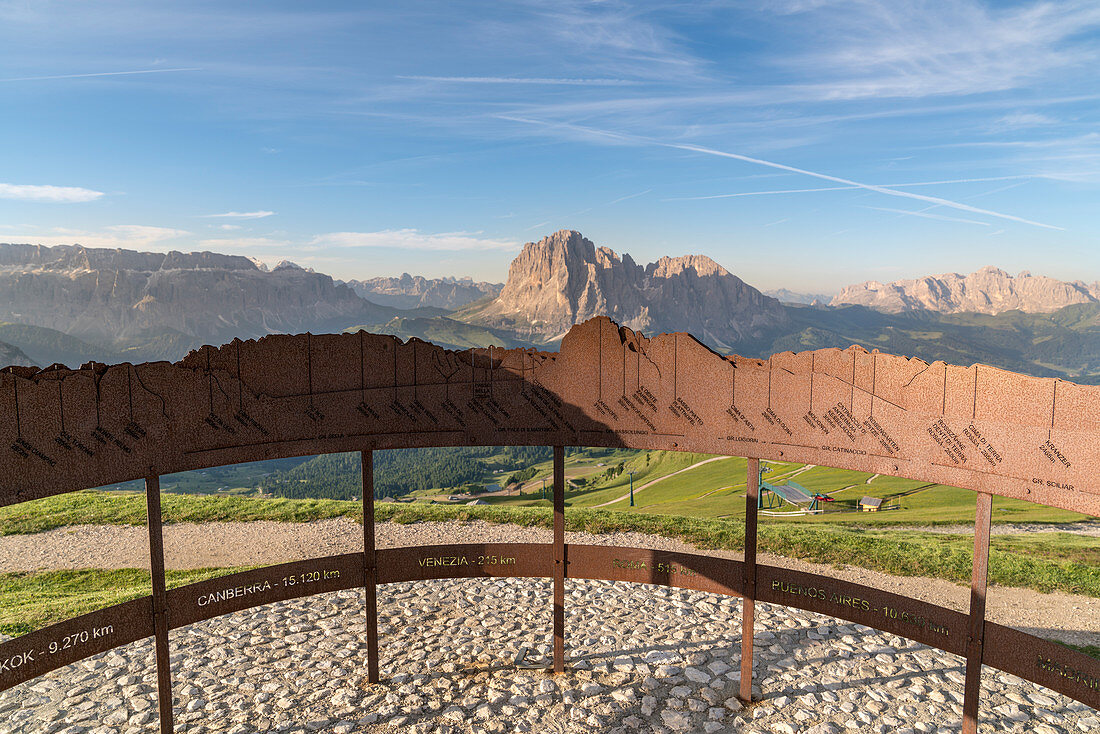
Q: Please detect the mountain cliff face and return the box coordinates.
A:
[345,273,501,310]
[0,243,390,347]
[462,230,788,348]
[832,266,1100,315]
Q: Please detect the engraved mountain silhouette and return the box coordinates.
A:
[459,229,789,348]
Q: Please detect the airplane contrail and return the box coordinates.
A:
[665,176,1035,201]
[1,68,201,83]
[665,141,1062,231]
[498,115,1062,231]
[863,206,991,226]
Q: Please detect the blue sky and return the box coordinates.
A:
[1,1,1098,293]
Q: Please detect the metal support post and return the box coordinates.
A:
[145,476,174,734]
[962,492,993,733]
[363,450,380,684]
[740,458,760,703]
[553,446,566,673]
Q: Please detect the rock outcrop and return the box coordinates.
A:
[345,274,501,310]
[832,266,1100,315]
[463,230,788,347]
[0,243,390,346]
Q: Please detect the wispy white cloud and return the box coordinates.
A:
[199,210,275,219]
[604,189,652,206]
[934,133,1100,150]
[529,2,705,81]
[0,183,105,203]
[399,75,642,86]
[197,237,289,250]
[6,225,188,248]
[668,186,854,200]
[568,188,652,216]
[309,229,520,251]
[505,90,1100,139]
[992,111,1058,130]
[776,0,1100,100]
[0,68,200,83]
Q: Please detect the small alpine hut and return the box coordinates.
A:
[859,496,883,512]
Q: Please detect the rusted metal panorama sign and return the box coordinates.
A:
[0,317,1097,733]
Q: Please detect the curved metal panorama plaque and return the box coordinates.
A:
[1,547,1096,709]
[984,622,1100,710]
[565,544,744,598]
[376,543,552,584]
[0,597,153,692]
[1,317,1096,515]
[167,553,364,629]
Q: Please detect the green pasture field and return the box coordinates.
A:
[401,448,1088,525]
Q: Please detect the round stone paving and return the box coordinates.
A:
[1,578,1095,733]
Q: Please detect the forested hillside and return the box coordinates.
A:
[264,446,568,500]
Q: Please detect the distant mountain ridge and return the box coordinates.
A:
[832,266,1100,315]
[0,339,33,367]
[460,229,789,348]
[3,237,1100,385]
[765,288,832,305]
[345,273,502,310]
[0,242,392,356]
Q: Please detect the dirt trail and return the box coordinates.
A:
[1,518,1097,648]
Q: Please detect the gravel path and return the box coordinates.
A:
[1,580,1095,733]
[1,519,1097,648]
[889,522,1100,537]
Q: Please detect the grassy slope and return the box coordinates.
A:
[0,568,236,636]
[0,491,363,535]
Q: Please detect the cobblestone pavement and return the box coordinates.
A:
[1,578,1096,733]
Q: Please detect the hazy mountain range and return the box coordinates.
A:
[344,273,501,310]
[1,233,1099,384]
[0,244,392,360]
[832,266,1100,314]
[764,288,832,305]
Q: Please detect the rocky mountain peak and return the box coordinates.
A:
[464,230,787,348]
[646,254,729,279]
